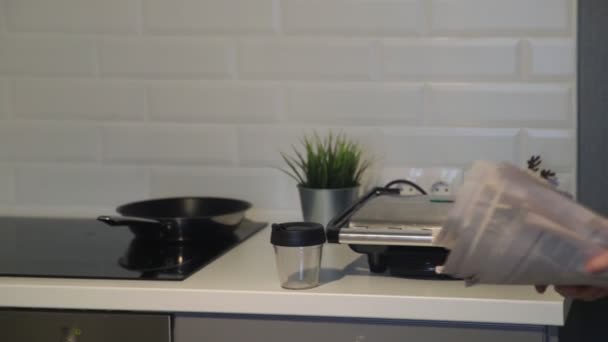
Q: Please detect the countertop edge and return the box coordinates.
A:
[0,282,564,326]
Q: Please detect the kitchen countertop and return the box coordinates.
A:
[0,210,565,326]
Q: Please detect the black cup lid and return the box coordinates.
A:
[270,222,326,247]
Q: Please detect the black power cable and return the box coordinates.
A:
[384,179,427,195]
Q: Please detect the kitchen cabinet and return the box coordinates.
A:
[174,314,557,342]
[0,309,171,342]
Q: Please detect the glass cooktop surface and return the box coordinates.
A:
[0,217,266,281]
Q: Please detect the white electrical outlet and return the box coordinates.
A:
[423,168,463,197]
[402,183,425,195]
[384,179,427,196]
[381,168,426,196]
[381,167,463,196]
[430,180,452,195]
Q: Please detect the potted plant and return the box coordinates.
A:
[281,131,370,227]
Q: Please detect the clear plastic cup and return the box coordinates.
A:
[270,222,326,290]
[273,244,323,289]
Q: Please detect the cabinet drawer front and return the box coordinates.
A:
[175,315,545,342]
[0,310,171,342]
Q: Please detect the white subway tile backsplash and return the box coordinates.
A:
[432,0,570,34]
[429,84,572,126]
[143,0,274,34]
[5,0,139,34]
[282,0,423,35]
[15,165,148,206]
[147,82,278,123]
[0,166,13,202]
[0,0,578,213]
[102,123,238,165]
[99,38,231,79]
[237,125,383,167]
[0,36,97,77]
[238,126,315,167]
[523,129,574,171]
[238,38,372,80]
[0,122,99,162]
[14,79,146,120]
[556,173,574,195]
[150,167,298,209]
[383,127,520,166]
[0,79,8,118]
[286,83,423,124]
[382,39,519,80]
[0,1,6,32]
[529,39,576,78]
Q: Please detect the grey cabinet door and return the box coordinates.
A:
[175,315,547,342]
[0,310,172,342]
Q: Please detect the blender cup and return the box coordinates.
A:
[270,222,326,290]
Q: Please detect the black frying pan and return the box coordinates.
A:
[97,197,252,242]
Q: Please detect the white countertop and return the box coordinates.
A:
[0,210,565,326]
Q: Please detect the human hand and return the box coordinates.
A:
[536,284,608,301]
[554,285,608,301]
[585,250,608,274]
[535,250,608,301]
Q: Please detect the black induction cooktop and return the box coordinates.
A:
[0,216,266,281]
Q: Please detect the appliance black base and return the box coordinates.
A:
[350,245,458,280]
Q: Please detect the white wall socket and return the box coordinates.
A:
[381,167,463,196]
[430,180,452,195]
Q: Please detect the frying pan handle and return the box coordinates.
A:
[97,215,163,227]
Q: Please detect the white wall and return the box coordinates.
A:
[0,0,576,213]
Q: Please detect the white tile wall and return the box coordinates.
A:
[0,36,97,77]
[0,122,99,162]
[5,0,140,34]
[282,0,424,35]
[147,81,278,123]
[556,173,575,194]
[238,38,373,80]
[529,39,576,78]
[383,127,520,167]
[0,165,14,203]
[99,38,231,79]
[143,0,275,34]
[428,84,572,126]
[0,1,6,33]
[0,0,576,211]
[285,83,423,124]
[0,78,8,118]
[102,123,238,165]
[15,165,148,206]
[237,125,313,167]
[382,39,519,80]
[523,129,575,171]
[14,79,147,120]
[431,0,571,34]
